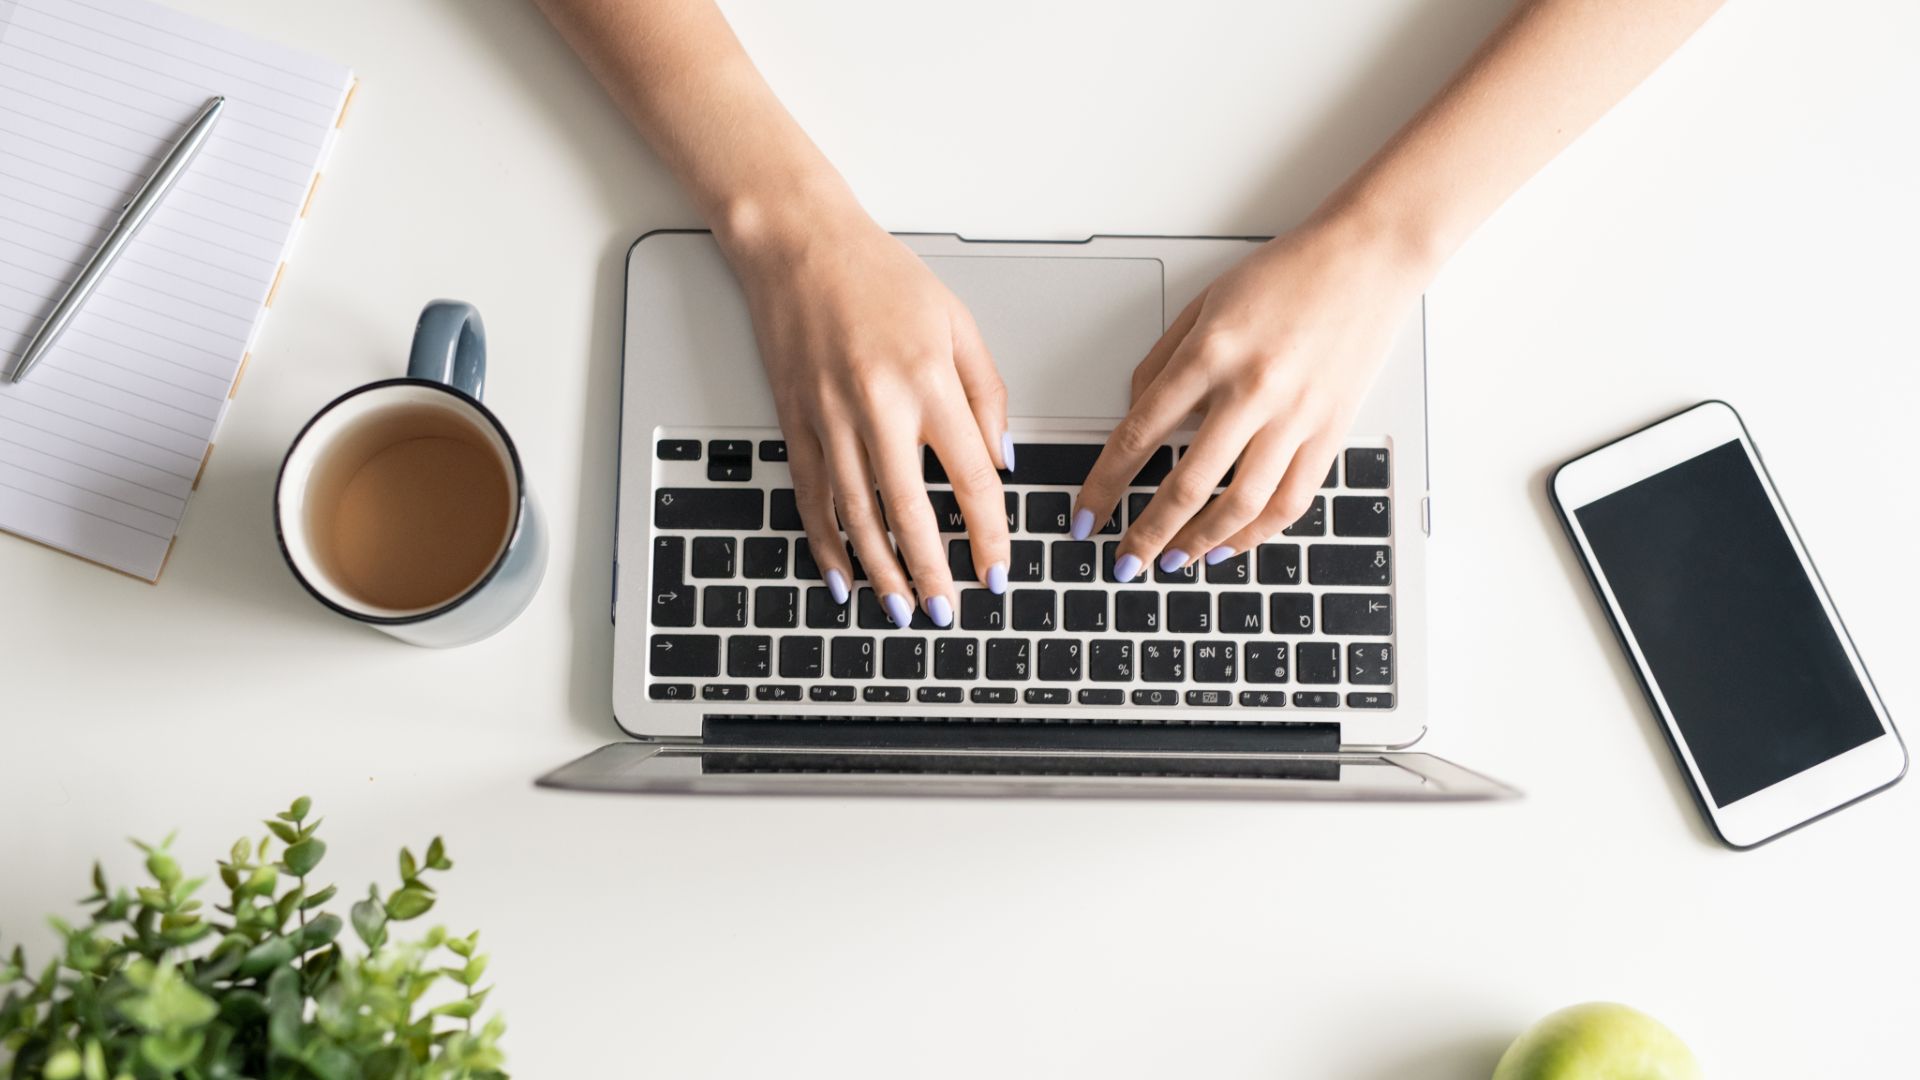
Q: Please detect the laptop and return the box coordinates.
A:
[538,230,1515,800]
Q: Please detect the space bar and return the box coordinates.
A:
[924,443,1102,485]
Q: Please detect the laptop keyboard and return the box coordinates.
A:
[643,429,1397,714]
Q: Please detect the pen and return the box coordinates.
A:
[7,95,226,384]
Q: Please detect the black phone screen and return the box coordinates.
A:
[1575,439,1883,806]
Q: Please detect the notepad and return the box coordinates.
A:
[0,0,353,581]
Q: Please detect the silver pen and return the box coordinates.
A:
[7,95,226,384]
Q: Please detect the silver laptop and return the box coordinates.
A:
[539,231,1514,800]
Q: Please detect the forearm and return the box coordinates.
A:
[532,0,863,257]
[1319,0,1727,273]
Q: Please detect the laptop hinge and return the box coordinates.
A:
[702,715,1341,755]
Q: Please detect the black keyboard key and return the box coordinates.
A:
[1126,492,1153,526]
[1012,590,1056,631]
[983,443,1099,485]
[1089,640,1133,682]
[1296,643,1340,685]
[758,439,787,462]
[972,687,1017,705]
[948,539,978,583]
[1281,496,1325,536]
[753,585,797,628]
[1333,496,1391,538]
[1025,688,1071,705]
[702,585,746,627]
[779,636,823,679]
[1039,639,1082,681]
[769,489,803,531]
[743,537,788,578]
[1325,594,1393,636]
[882,638,927,680]
[1270,593,1314,634]
[864,686,910,703]
[1141,640,1185,682]
[1218,592,1262,634]
[792,538,821,579]
[960,589,1004,630]
[1192,641,1237,683]
[651,537,696,627]
[691,536,735,578]
[1131,447,1176,486]
[1204,551,1251,585]
[656,439,700,460]
[934,637,979,680]
[831,637,875,680]
[1027,492,1071,534]
[1078,689,1125,705]
[1293,691,1341,708]
[1310,545,1391,586]
[1003,492,1019,531]
[811,685,856,703]
[1345,447,1390,489]
[707,439,752,482]
[1010,540,1045,582]
[1132,688,1180,706]
[1052,541,1097,583]
[649,682,694,701]
[726,635,771,678]
[703,684,748,701]
[1167,593,1210,633]
[1240,690,1287,708]
[1347,692,1395,709]
[655,488,761,530]
[986,638,1032,680]
[928,490,967,533]
[1154,556,1197,585]
[649,634,719,677]
[1185,689,1231,707]
[1101,541,1122,583]
[755,684,801,702]
[918,687,963,704]
[1064,590,1107,632]
[855,589,890,630]
[1245,642,1289,684]
[1256,543,1302,585]
[707,462,751,482]
[805,587,849,629]
[1115,591,1159,632]
[1348,643,1393,684]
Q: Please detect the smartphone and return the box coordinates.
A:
[1551,400,1905,848]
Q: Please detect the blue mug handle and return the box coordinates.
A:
[407,299,486,400]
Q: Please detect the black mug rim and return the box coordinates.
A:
[273,377,528,627]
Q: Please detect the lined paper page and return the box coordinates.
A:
[0,0,351,579]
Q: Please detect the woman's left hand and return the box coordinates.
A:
[1072,215,1432,577]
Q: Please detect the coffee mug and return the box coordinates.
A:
[274,300,546,647]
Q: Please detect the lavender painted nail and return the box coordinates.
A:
[1113,553,1143,583]
[1000,432,1017,473]
[882,592,913,630]
[986,562,1009,595]
[1158,549,1189,573]
[926,595,954,628]
[826,568,850,605]
[1203,546,1235,566]
[1070,508,1095,541]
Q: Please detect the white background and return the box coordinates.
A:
[4,1,1917,1075]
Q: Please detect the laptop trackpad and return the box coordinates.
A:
[924,255,1164,420]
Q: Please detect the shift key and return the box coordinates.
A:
[654,488,763,530]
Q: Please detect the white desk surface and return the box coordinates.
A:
[5,1,1917,1075]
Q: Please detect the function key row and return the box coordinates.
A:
[651,681,1394,709]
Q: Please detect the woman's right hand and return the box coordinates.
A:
[720,205,1013,629]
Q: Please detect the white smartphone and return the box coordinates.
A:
[1552,400,1905,848]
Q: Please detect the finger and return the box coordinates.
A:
[1130,292,1205,406]
[869,426,960,628]
[1219,436,1343,554]
[950,305,1012,472]
[1116,403,1267,576]
[785,427,853,604]
[821,430,915,630]
[1074,338,1211,545]
[1163,422,1297,566]
[926,396,1012,596]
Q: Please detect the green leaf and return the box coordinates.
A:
[284,838,326,877]
[265,820,299,844]
[230,838,251,865]
[45,1046,82,1080]
[244,865,277,896]
[463,955,489,985]
[91,862,108,895]
[276,887,303,928]
[236,936,296,977]
[297,913,342,951]
[425,837,450,871]
[350,895,388,949]
[399,847,418,882]
[288,796,312,822]
[266,965,303,1055]
[139,1029,204,1073]
[429,997,481,1020]
[116,961,219,1031]
[300,884,338,910]
[384,886,433,922]
[82,1039,106,1080]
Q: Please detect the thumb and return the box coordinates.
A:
[950,305,1012,471]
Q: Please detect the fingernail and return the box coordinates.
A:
[986,562,1009,595]
[1114,553,1143,583]
[1070,509,1094,541]
[882,592,913,630]
[926,595,954,628]
[826,569,850,605]
[1158,549,1190,573]
[1000,433,1016,473]
[1203,546,1235,566]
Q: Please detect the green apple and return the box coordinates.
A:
[1492,1003,1702,1080]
